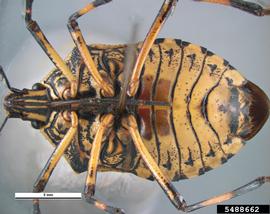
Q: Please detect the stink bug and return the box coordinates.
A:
[0,0,269,214]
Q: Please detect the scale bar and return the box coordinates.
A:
[15,193,82,200]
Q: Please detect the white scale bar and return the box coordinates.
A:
[15,193,82,200]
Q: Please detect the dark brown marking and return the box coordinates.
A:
[223,59,229,67]
[162,151,172,170]
[218,104,228,113]
[138,108,152,140]
[149,49,155,62]
[154,38,165,44]
[240,81,270,140]
[221,157,227,164]
[184,147,194,166]
[227,153,234,159]
[201,47,207,54]
[206,142,215,157]
[226,77,234,86]
[187,53,196,71]
[198,167,205,175]
[205,166,213,172]
[155,110,170,136]
[138,75,153,100]
[181,41,190,47]
[224,138,233,145]
[207,64,218,76]
[230,87,240,134]
[165,48,174,66]
[206,50,214,56]
[155,79,171,102]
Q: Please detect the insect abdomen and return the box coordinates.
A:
[136,38,251,181]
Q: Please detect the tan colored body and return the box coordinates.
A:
[2,1,269,213]
[39,38,262,181]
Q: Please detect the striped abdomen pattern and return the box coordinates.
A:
[136,38,248,181]
[39,39,262,180]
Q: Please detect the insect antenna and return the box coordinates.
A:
[0,116,8,133]
[118,23,140,113]
[0,66,12,133]
[0,66,12,91]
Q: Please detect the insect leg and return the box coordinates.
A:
[184,176,270,212]
[32,111,78,214]
[193,0,270,16]
[122,115,270,212]
[25,0,77,98]
[83,114,124,213]
[128,0,178,97]
[85,114,114,199]
[122,114,187,211]
[67,0,114,97]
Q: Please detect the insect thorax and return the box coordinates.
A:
[39,43,143,174]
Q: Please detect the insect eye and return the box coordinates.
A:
[32,83,46,90]
[31,120,46,129]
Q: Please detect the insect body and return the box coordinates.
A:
[5,38,268,179]
[1,0,270,214]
